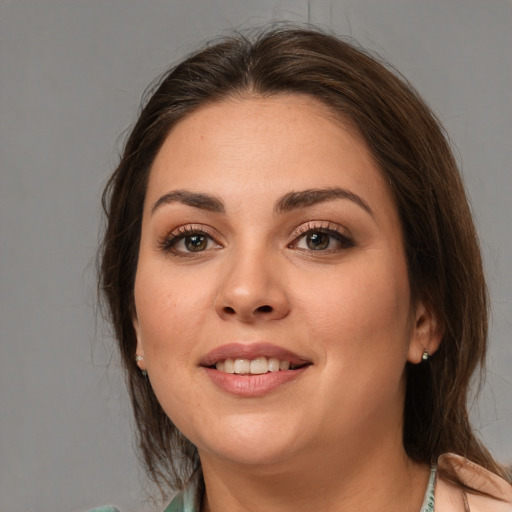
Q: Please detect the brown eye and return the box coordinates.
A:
[292,226,354,253]
[184,234,208,252]
[306,232,330,250]
[159,228,221,256]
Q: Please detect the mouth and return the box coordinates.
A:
[200,343,312,396]
[200,342,311,372]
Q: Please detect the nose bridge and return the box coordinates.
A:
[215,238,289,321]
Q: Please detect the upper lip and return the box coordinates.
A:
[200,342,311,367]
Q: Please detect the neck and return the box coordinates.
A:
[199,428,430,512]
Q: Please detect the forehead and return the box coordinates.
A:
[145,94,392,215]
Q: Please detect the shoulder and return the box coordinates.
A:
[435,453,512,512]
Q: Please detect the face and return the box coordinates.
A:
[133,95,434,470]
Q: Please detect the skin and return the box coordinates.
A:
[133,95,442,511]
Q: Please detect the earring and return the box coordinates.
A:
[135,355,147,377]
[421,349,430,361]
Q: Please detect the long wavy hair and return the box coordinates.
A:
[98,25,508,493]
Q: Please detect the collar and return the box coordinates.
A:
[436,453,512,512]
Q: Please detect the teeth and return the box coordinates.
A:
[268,357,280,372]
[233,358,250,374]
[279,360,290,371]
[223,359,234,373]
[250,357,268,374]
[215,357,298,374]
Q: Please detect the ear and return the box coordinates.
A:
[132,314,147,371]
[407,301,444,364]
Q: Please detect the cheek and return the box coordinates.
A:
[296,252,412,361]
[133,268,207,420]
[134,265,195,356]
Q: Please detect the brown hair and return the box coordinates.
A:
[99,25,507,492]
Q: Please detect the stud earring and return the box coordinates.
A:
[135,355,147,377]
[421,349,430,361]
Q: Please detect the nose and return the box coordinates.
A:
[214,248,290,323]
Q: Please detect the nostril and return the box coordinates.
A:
[220,304,276,317]
[256,305,273,314]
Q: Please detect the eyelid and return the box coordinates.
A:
[289,221,354,251]
[157,223,222,255]
[291,221,351,239]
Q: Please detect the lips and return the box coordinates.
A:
[200,343,311,397]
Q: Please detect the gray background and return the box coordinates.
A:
[1,1,511,511]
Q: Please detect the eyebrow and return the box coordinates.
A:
[151,190,225,215]
[151,187,373,217]
[275,188,373,216]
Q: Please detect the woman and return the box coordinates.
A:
[98,26,512,511]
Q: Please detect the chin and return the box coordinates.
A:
[193,415,306,468]
[202,441,299,469]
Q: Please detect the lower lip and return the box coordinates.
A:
[203,367,309,397]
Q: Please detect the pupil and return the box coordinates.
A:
[185,234,207,252]
[307,232,329,250]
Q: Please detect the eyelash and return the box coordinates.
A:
[158,225,221,257]
[290,222,354,253]
[158,222,354,257]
